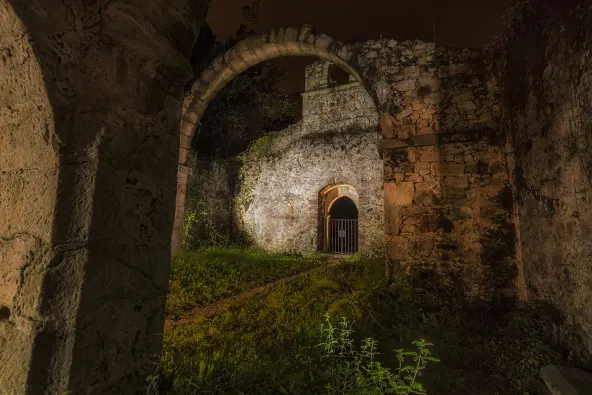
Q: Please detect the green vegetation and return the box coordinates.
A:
[166,247,329,317]
[181,198,233,251]
[158,251,567,395]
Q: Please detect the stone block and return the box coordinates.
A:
[405,173,423,183]
[442,186,467,200]
[431,162,465,175]
[415,162,430,171]
[451,91,475,103]
[386,235,411,260]
[419,151,443,162]
[414,182,439,205]
[541,365,592,395]
[401,223,420,234]
[443,176,469,188]
[420,214,439,232]
[395,79,417,92]
[457,101,478,111]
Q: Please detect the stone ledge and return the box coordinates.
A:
[301,81,362,97]
[541,365,592,395]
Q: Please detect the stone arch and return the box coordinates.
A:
[172,26,380,253]
[318,184,359,253]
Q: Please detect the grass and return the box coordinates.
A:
[166,247,329,318]
[158,249,570,395]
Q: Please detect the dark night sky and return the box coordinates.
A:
[206,0,516,92]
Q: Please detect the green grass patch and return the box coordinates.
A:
[166,247,329,317]
[159,251,569,395]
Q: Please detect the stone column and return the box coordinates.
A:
[0,0,207,393]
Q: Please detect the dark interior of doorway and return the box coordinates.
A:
[328,196,358,254]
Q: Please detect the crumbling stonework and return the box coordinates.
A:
[184,155,237,248]
[502,0,592,357]
[0,0,207,393]
[3,0,592,391]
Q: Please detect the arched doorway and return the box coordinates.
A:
[319,184,359,254]
[327,196,359,254]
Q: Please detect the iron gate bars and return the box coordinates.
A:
[328,219,358,254]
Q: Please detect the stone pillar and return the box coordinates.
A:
[0,0,207,393]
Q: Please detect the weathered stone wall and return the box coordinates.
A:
[0,5,59,392]
[360,39,512,296]
[184,156,237,248]
[236,122,385,255]
[227,64,384,255]
[301,62,375,133]
[0,0,207,393]
[502,0,592,357]
[219,38,509,278]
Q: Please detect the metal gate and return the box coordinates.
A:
[328,219,358,254]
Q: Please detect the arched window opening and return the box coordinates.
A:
[328,64,351,87]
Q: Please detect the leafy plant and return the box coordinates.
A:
[315,314,438,395]
[181,198,231,250]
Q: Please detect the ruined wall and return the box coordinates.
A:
[236,123,384,255]
[189,61,384,255]
[502,0,592,356]
[227,38,509,277]
[368,39,512,297]
[0,0,208,393]
[184,156,237,248]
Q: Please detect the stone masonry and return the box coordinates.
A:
[0,0,208,393]
[233,61,383,255]
[1,0,592,392]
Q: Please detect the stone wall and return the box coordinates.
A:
[236,122,384,255]
[186,62,385,256]
[0,4,59,392]
[0,0,207,393]
[184,156,237,248]
[502,0,592,357]
[206,38,510,281]
[363,39,513,296]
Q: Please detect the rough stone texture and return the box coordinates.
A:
[357,39,510,296]
[501,0,592,358]
[172,26,377,253]
[184,155,237,248]
[186,62,385,255]
[235,126,384,256]
[383,130,513,298]
[0,5,58,392]
[301,62,373,133]
[0,0,207,393]
[179,36,505,267]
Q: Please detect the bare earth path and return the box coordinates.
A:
[165,256,348,330]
